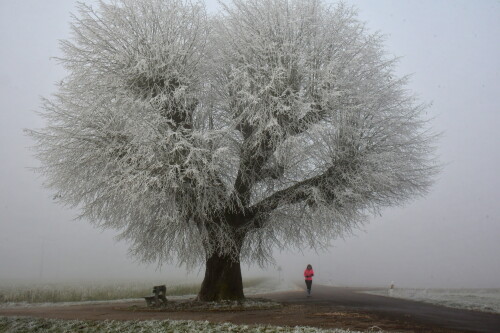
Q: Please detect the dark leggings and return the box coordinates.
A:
[305,280,312,290]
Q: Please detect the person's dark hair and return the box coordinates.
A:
[307,264,312,270]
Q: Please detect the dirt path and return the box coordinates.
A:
[1,285,499,332]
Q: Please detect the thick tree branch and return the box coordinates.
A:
[246,165,337,221]
[232,100,326,207]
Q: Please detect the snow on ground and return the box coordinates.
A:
[363,288,500,314]
[245,278,301,295]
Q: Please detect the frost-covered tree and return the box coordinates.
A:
[29,0,438,301]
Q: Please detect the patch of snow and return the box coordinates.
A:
[245,278,300,295]
[362,288,500,314]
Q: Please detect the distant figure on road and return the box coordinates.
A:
[389,281,395,296]
[304,264,314,296]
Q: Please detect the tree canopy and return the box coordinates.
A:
[30,0,438,300]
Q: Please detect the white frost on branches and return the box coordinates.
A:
[29,0,439,268]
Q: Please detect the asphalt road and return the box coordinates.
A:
[267,284,500,333]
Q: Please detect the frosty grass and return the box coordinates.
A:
[364,288,500,314]
[0,278,273,306]
[0,317,376,333]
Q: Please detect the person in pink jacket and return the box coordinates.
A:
[304,264,314,296]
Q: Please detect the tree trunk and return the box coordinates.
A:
[197,251,244,301]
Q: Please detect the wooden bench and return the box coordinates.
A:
[144,285,167,307]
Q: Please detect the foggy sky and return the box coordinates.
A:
[1,0,499,288]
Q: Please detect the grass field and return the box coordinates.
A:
[0,316,373,333]
[0,277,269,304]
[0,278,384,333]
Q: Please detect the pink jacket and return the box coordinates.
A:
[304,269,314,281]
